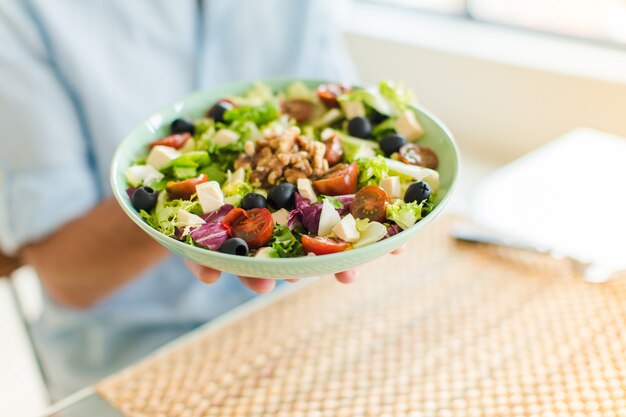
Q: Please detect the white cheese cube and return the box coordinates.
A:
[297,178,317,203]
[318,199,342,237]
[271,208,290,227]
[332,214,360,243]
[146,145,180,170]
[125,165,165,187]
[340,101,366,120]
[213,129,240,147]
[379,176,401,199]
[255,247,275,258]
[197,195,223,214]
[196,181,225,214]
[198,181,223,200]
[395,110,424,141]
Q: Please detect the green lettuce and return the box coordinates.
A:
[199,164,227,184]
[356,156,389,187]
[139,192,202,237]
[224,102,280,126]
[230,82,276,107]
[338,87,394,116]
[322,196,343,210]
[355,218,370,232]
[379,80,416,113]
[371,117,397,140]
[222,181,254,207]
[160,151,210,179]
[270,225,303,258]
[339,133,379,162]
[286,81,316,102]
[385,200,424,230]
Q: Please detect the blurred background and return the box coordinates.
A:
[2,0,626,415]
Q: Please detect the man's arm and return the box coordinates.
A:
[21,198,169,308]
[20,196,362,308]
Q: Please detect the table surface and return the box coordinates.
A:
[39,128,626,416]
[41,216,626,417]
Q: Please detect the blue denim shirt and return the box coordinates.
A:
[0,0,354,398]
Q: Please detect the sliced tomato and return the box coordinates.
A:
[302,235,350,256]
[166,174,208,199]
[150,133,192,149]
[350,185,389,222]
[399,144,439,169]
[221,208,274,249]
[313,162,358,196]
[282,99,314,122]
[399,144,423,166]
[324,134,344,167]
[316,83,352,108]
[418,147,439,169]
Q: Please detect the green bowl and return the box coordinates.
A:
[111,79,460,279]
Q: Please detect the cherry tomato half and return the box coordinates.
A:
[150,133,192,149]
[350,185,389,222]
[221,208,274,249]
[313,162,359,196]
[302,235,350,256]
[399,144,423,166]
[281,99,314,123]
[324,134,344,167]
[399,144,439,169]
[316,83,352,108]
[418,147,439,169]
[166,174,208,199]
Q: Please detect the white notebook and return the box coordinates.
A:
[471,128,626,271]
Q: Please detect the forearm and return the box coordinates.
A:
[21,198,169,308]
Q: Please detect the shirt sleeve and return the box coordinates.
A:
[0,1,99,255]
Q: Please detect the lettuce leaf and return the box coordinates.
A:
[338,87,394,116]
[139,192,202,237]
[339,132,380,162]
[356,156,389,187]
[222,181,254,207]
[199,164,227,184]
[160,151,210,179]
[230,82,276,107]
[385,200,424,230]
[322,196,343,210]
[379,80,416,113]
[270,225,303,258]
[224,102,280,126]
[371,117,397,139]
[286,81,316,102]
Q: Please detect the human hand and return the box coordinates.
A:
[184,246,405,294]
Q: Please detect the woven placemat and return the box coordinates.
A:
[97,216,626,417]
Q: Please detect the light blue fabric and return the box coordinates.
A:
[0,0,355,399]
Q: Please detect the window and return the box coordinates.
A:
[470,0,626,46]
[363,0,626,47]
[377,0,466,14]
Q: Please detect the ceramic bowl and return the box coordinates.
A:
[111,79,460,279]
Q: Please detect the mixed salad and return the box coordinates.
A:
[126,80,441,258]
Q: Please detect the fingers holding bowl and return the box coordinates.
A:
[238,276,277,294]
[184,260,221,284]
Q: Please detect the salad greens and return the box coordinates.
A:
[126,80,442,258]
[269,225,304,258]
[356,156,389,188]
[385,200,424,230]
[379,80,416,113]
[139,192,201,237]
